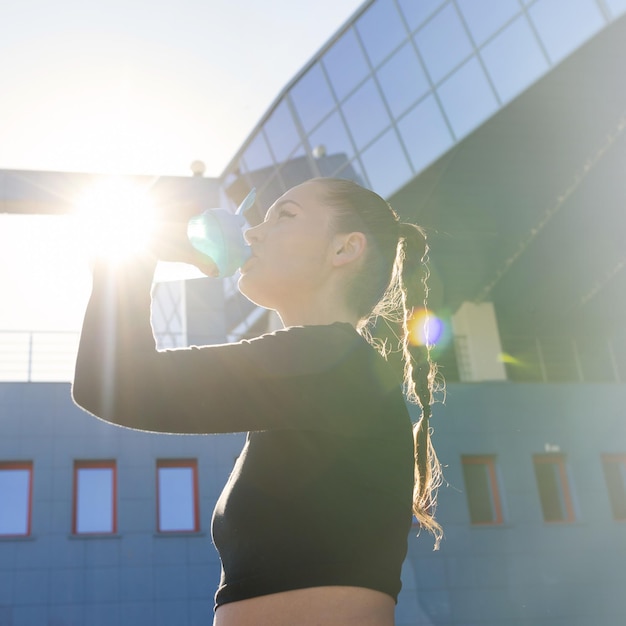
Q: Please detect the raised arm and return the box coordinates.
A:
[72,256,175,431]
[72,257,387,435]
[72,256,277,434]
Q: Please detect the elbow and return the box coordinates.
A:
[71,371,105,419]
[72,367,156,432]
[71,375,134,429]
[72,359,121,422]
[72,352,125,423]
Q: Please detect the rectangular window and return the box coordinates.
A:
[156,459,199,533]
[73,460,117,534]
[533,454,575,523]
[602,454,626,521]
[0,462,33,536]
[461,455,503,525]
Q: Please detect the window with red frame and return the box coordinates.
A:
[602,454,626,521]
[73,460,117,534]
[533,454,575,523]
[461,455,504,525]
[156,459,200,533]
[0,461,33,536]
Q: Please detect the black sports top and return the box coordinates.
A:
[72,259,415,607]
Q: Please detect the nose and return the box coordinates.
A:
[244,221,265,245]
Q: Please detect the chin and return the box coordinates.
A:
[238,273,272,310]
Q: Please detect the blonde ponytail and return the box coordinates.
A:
[397,222,443,548]
[316,178,443,548]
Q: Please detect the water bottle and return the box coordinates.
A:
[187,188,256,278]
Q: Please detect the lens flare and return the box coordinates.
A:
[73,178,157,262]
[408,308,444,347]
[499,352,522,365]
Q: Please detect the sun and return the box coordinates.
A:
[73,177,158,263]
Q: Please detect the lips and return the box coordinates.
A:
[240,253,257,273]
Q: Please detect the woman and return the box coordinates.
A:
[72,177,442,626]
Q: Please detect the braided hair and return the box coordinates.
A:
[315,177,443,548]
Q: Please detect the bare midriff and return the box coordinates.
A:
[213,586,396,626]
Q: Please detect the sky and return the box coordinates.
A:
[0,0,364,334]
[0,0,363,178]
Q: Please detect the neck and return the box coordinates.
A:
[276,291,358,329]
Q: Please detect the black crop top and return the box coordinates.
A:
[72,258,415,607]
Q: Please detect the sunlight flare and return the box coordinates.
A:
[73,177,157,262]
[408,308,444,347]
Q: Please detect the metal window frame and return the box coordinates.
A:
[156,458,200,534]
[0,461,33,537]
[72,459,118,535]
[461,454,504,525]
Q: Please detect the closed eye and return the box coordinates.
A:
[264,199,301,222]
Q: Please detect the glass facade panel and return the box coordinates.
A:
[397,0,446,33]
[152,281,186,349]
[278,150,313,190]
[263,100,300,164]
[308,111,356,163]
[290,63,336,133]
[241,132,274,172]
[256,180,284,215]
[456,0,520,45]
[314,156,345,178]
[414,3,474,83]
[75,465,115,534]
[606,0,626,18]
[322,28,370,101]
[533,455,575,523]
[481,15,549,103]
[285,144,306,164]
[437,57,499,139]
[360,128,412,198]
[462,456,503,524]
[342,78,391,150]
[157,462,198,532]
[529,0,605,64]
[376,41,430,119]
[602,455,626,520]
[0,465,31,535]
[398,94,454,173]
[356,0,407,67]
[334,159,367,186]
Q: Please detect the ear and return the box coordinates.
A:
[332,231,367,268]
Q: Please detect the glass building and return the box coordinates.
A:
[1,1,626,624]
[218,0,626,385]
[223,0,625,199]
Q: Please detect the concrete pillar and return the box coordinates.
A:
[451,301,507,382]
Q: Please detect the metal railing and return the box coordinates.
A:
[2,330,623,385]
[500,335,624,384]
[0,331,80,382]
[0,330,186,382]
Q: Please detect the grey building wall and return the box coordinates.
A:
[1,380,624,625]
[0,382,244,626]
[401,382,626,626]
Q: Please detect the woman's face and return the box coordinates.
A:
[238,181,338,315]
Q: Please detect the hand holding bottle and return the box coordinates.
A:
[150,188,255,278]
[187,188,255,278]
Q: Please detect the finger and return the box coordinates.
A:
[192,250,220,278]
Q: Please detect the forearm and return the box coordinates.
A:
[72,255,162,429]
[71,255,262,434]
